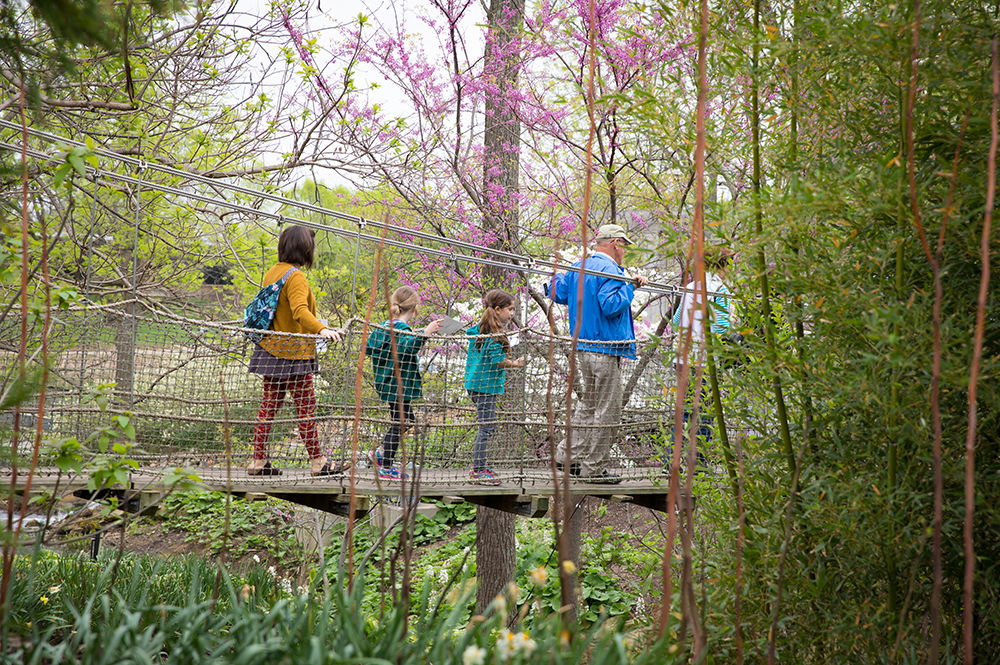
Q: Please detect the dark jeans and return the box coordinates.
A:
[469,391,498,472]
[673,383,711,467]
[381,401,413,467]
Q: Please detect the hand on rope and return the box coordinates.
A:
[319,327,344,343]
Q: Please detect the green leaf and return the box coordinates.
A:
[67,153,86,177]
[53,163,71,188]
[0,367,42,410]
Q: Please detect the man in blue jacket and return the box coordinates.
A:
[548,224,647,484]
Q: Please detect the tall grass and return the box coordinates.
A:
[1,550,680,665]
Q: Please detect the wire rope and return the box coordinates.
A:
[0,122,734,299]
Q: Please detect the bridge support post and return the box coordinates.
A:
[293,510,342,557]
[371,502,439,534]
[466,494,548,518]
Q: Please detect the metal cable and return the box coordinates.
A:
[0,124,735,299]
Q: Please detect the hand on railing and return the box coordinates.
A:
[319,327,344,343]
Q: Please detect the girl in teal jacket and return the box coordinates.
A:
[464,289,524,485]
[365,286,441,480]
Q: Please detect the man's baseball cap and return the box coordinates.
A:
[594,223,634,245]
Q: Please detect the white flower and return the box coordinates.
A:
[512,632,536,656]
[280,578,293,594]
[462,645,486,665]
[497,631,517,661]
[528,566,548,587]
[493,594,506,615]
[252,554,261,563]
[497,631,535,661]
[267,565,277,577]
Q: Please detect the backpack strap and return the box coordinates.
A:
[276,266,298,285]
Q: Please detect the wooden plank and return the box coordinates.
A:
[3,467,686,517]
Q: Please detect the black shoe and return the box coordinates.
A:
[555,461,581,476]
[585,470,622,485]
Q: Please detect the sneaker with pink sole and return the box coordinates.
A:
[469,468,501,486]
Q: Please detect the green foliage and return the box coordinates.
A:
[157,490,302,561]
[0,365,43,411]
[2,550,685,665]
[512,520,650,626]
[51,142,98,189]
[637,1,1000,660]
[1,0,160,87]
[412,500,477,544]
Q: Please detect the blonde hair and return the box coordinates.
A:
[389,285,420,319]
[476,289,515,352]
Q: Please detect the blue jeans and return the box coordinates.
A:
[469,391,498,472]
[381,401,413,467]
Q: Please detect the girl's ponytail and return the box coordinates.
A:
[477,289,514,352]
[389,286,419,320]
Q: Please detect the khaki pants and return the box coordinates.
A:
[557,351,622,476]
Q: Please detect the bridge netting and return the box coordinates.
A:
[0,302,684,486]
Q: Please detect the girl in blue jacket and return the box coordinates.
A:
[464,289,524,485]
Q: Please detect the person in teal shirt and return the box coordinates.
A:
[464,289,524,485]
[365,285,441,480]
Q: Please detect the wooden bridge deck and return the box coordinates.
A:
[3,466,681,518]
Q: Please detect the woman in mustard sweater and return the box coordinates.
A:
[247,225,343,476]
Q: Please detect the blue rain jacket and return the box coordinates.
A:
[548,252,637,359]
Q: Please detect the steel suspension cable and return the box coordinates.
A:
[0,123,732,299]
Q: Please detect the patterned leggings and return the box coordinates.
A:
[252,374,320,460]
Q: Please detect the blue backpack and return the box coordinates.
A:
[243,267,297,343]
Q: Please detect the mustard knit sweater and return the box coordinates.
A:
[258,262,327,360]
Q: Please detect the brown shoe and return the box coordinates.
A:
[311,457,353,476]
[247,460,282,476]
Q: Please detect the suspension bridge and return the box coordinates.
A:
[0,124,738,520]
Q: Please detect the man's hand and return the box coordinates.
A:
[634,275,649,288]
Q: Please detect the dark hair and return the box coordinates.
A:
[704,246,734,272]
[476,289,515,352]
[278,225,316,268]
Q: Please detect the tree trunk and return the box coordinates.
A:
[475,505,516,614]
[475,0,525,618]
[480,0,524,273]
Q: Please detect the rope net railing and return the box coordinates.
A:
[0,303,696,488]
